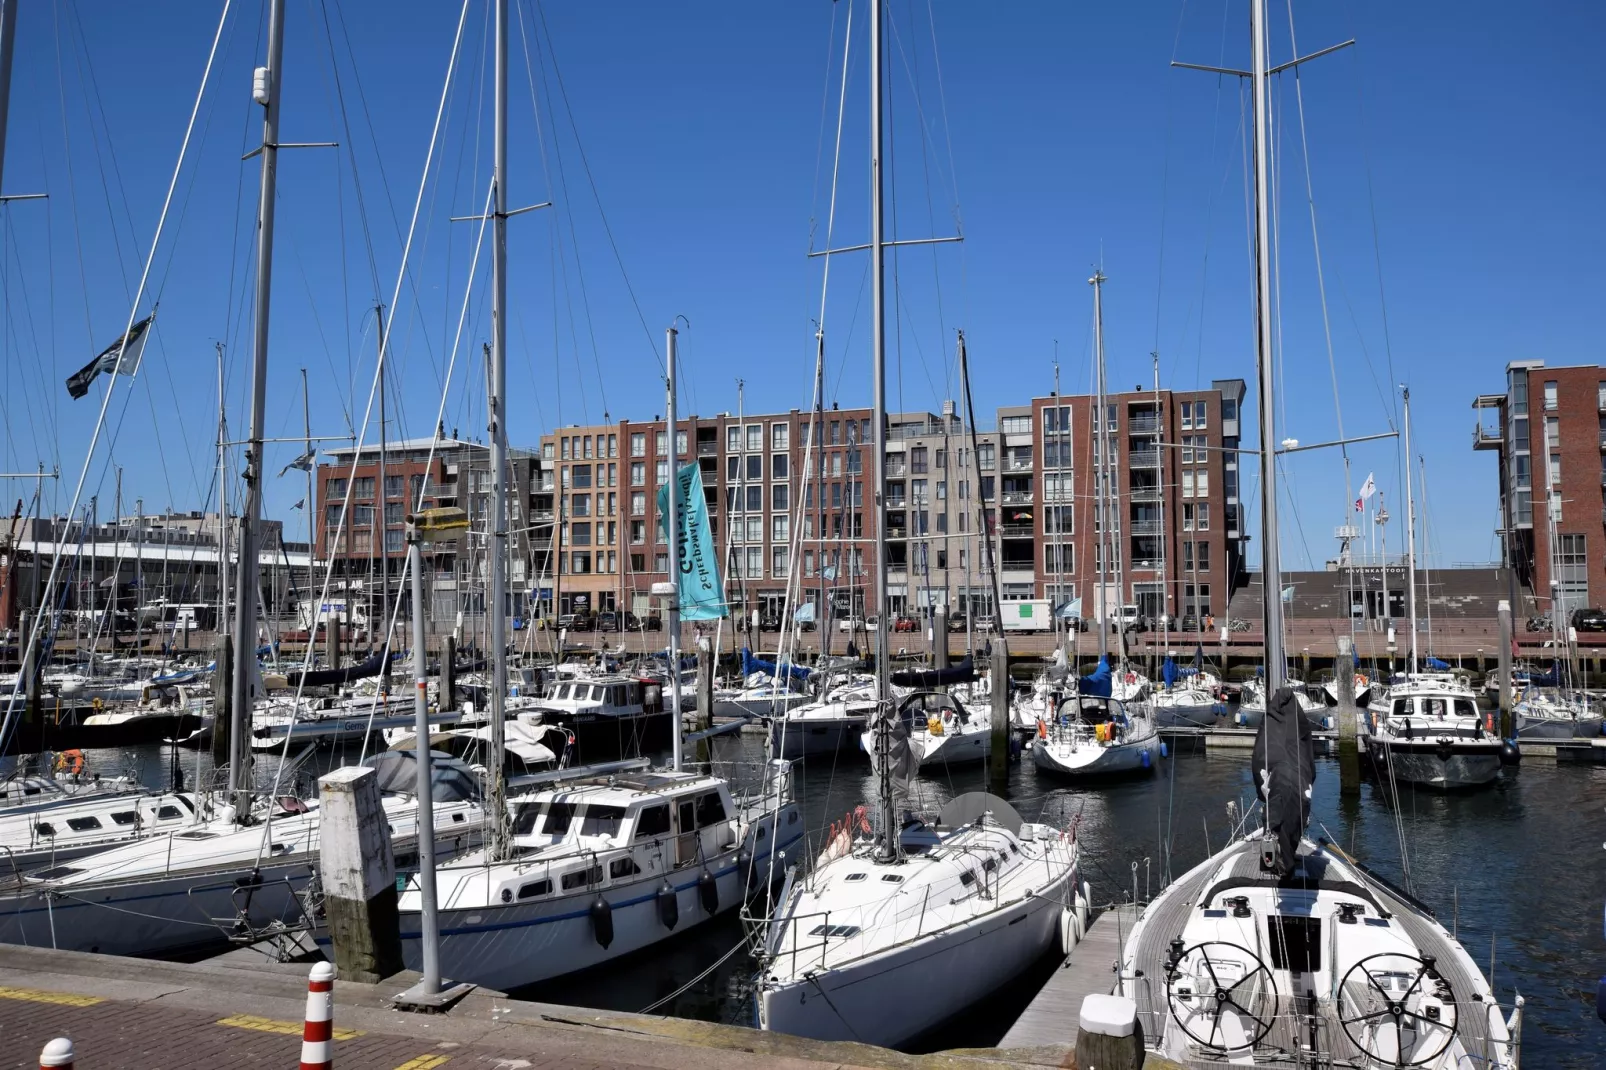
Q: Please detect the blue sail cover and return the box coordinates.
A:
[741,647,811,681]
[1527,664,1560,687]
[1163,657,1178,689]
[1078,655,1113,699]
[1425,656,1451,670]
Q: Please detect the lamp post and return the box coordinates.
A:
[402,505,468,1003]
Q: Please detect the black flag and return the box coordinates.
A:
[66,315,153,399]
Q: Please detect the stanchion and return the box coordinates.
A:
[39,1039,74,1069]
[300,961,336,1070]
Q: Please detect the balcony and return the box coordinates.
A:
[1472,424,1503,451]
[1000,523,1034,537]
[886,495,907,509]
[1005,458,1033,472]
[1129,449,1160,468]
[1130,485,1162,502]
[697,441,718,457]
[1129,413,1160,434]
[885,460,907,478]
[886,525,908,539]
[1001,491,1034,506]
[1128,519,1161,536]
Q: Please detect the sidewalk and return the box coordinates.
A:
[0,945,1027,1070]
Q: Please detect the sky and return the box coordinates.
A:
[0,0,1601,573]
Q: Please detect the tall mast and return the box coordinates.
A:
[484,0,510,860]
[1090,270,1108,659]
[1052,360,1065,653]
[217,344,229,651]
[230,0,287,815]
[869,0,896,863]
[0,0,17,196]
[1250,0,1286,693]
[665,328,683,772]
[301,368,314,666]
[1402,386,1418,676]
[377,303,389,687]
[1154,353,1168,656]
[814,331,829,658]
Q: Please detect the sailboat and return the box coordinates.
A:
[756,2,1079,1046]
[1029,273,1160,779]
[1097,5,1522,1065]
[391,19,801,985]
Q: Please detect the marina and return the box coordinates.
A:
[0,0,1600,1066]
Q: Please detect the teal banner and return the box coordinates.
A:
[657,461,727,621]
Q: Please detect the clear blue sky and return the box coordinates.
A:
[0,1,1601,572]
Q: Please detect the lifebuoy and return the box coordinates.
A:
[1037,720,1048,739]
[54,750,85,776]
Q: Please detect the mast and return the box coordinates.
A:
[484,0,510,861]
[229,0,287,815]
[1090,270,1108,659]
[814,331,830,659]
[665,327,683,772]
[377,303,389,688]
[1401,386,1419,676]
[301,367,314,665]
[1154,353,1169,664]
[869,0,896,863]
[216,344,229,654]
[958,333,1001,638]
[1250,0,1286,693]
[1052,361,1065,654]
[0,0,16,196]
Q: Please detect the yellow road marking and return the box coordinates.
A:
[393,1057,451,1070]
[0,985,104,1007]
[215,1013,363,1040]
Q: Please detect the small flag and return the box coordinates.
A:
[279,448,317,476]
[822,565,838,581]
[793,603,817,623]
[1281,585,1296,603]
[1355,472,1376,512]
[290,498,305,510]
[66,315,154,399]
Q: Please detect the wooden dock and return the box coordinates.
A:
[998,903,1137,1055]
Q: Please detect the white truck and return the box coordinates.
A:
[1001,599,1052,633]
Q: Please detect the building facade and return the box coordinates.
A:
[1474,360,1604,616]
[994,379,1247,627]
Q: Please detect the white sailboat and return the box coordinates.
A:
[756,2,1079,1045]
[1095,6,1522,1064]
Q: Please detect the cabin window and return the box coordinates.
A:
[32,865,79,879]
[157,806,183,821]
[561,865,603,891]
[881,874,904,883]
[111,812,138,826]
[807,924,860,939]
[543,802,577,835]
[959,871,976,887]
[512,803,541,835]
[517,879,552,900]
[66,817,103,832]
[695,792,728,829]
[843,872,867,882]
[982,857,998,873]
[580,805,626,837]
[1391,698,1412,718]
[34,822,55,837]
[1453,699,1477,719]
[1267,914,1322,973]
[609,857,641,879]
[609,685,626,706]
[634,804,670,839]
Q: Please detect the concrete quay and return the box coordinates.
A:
[0,943,1070,1070]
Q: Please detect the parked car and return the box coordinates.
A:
[947,613,968,632]
[974,614,996,634]
[893,615,919,633]
[1571,607,1606,633]
[758,614,782,633]
[595,612,620,632]
[622,612,662,632]
[838,615,866,632]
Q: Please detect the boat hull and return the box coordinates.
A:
[712,695,806,720]
[1515,711,1604,739]
[1031,732,1159,778]
[535,709,675,762]
[759,864,1071,1047]
[768,716,866,758]
[1151,702,1216,729]
[398,816,803,991]
[1366,739,1502,789]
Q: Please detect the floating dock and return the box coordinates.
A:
[998,903,1137,1057]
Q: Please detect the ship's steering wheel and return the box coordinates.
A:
[1164,940,1276,1052]
[1337,953,1459,1067]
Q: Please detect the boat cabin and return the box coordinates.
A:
[534,675,663,721]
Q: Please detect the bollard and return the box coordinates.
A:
[443,635,457,710]
[39,1038,74,1069]
[1075,993,1143,1070]
[1497,599,1514,739]
[988,638,1011,794]
[211,633,233,767]
[300,961,336,1070]
[1335,635,1360,797]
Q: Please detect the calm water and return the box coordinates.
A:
[75,731,1606,1064]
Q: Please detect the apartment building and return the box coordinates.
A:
[995,379,1247,627]
[315,434,543,624]
[1474,360,1606,615]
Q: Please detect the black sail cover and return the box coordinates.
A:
[1251,686,1315,878]
[889,656,975,688]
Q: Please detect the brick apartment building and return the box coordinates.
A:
[1475,359,1606,616]
[994,378,1248,627]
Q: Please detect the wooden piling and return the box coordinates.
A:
[989,638,1010,795]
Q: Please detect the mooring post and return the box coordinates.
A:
[1497,599,1513,739]
[695,635,715,765]
[933,608,949,685]
[989,637,1011,795]
[1336,634,1360,796]
[442,634,457,711]
[1075,993,1144,1070]
[318,765,402,982]
[210,633,233,769]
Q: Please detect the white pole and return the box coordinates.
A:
[407,534,440,994]
[665,327,684,773]
[1402,386,1418,676]
[1251,0,1285,694]
[485,0,510,860]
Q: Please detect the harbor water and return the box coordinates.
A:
[69,730,1606,1066]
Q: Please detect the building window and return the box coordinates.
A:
[573,465,592,489]
[772,454,789,480]
[630,519,645,544]
[1196,503,1210,531]
[1196,470,1209,496]
[656,460,669,484]
[571,552,591,574]
[383,475,403,498]
[911,446,929,473]
[1001,415,1031,435]
[354,476,375,499]
[1044,544,1072,573]
[630,492,646,516]
[654,552,669,572]
[1182,471,1195,498]
[771,422,789,451]
[571,522,592,546]
[385,502,403,526]
[726,425,740,452]
[977,444,995,471]
[1043,405,1071,434]
[630,462,645,486]
[804,550,815,577]
[744,425,761,452]
[1544,381,1558,411]
[353,504,374,527]
[745,454,762,480]
[747,485,763,511]
[655,430,667,454]
[630,432,646,457]
[772,485,789,512]
[772,514,789,541]
[560,438,571,460]
[772,546,789,576]
[745,546,763,578]
[1222,397,1238,423]
[1182,503,1195,531]
[384,530,403,553]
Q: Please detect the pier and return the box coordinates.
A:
[997,904,1138,1061]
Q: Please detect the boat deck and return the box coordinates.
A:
[998,903,1137,1052]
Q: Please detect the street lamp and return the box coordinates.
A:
[400,506,468,1006]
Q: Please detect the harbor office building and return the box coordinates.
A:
[534,380,1244,630]
[1475,360,1606,619]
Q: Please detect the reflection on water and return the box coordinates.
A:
[71,734,1606,1063]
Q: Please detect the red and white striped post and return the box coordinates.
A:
[39,1038,74,1069]
[300,961,337,1070]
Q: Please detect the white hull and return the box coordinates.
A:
[712,694,807,720]
[1515,709,1603,739]
[1032,730,1158,777]
[1367,739,1503,789]
[760,866,1069,1046]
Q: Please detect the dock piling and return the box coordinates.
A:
[1498,600,1513,738]
[211,633,233,768]
[1074,993,1143,1070]
[317,766,402,983]
[1336,635,1360,796]
[989,638,1010,795]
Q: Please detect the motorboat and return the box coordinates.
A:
[1364,676,1512,790]
[758,790,1081,1047]
[520,674,675,761]
[395,762,801,990]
